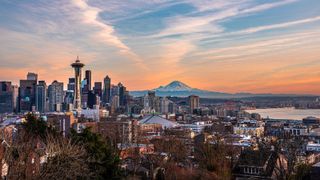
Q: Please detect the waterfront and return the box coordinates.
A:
[246,107,320,120]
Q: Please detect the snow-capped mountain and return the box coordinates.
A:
[130,81,304,98]
[155,81,193,92]
[130,80,231,98]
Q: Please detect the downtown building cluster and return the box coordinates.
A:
[0,58,200,119]
[0,57,130,116]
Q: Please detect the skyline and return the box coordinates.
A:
[1,0,320,94]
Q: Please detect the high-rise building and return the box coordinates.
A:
[12,85,18,112]
[110,85,119,98]
[66,78,75,107]
[27,72,38,81]
[93,82,102,98]
[71,57,84,112]
[0,81,14,113]
[160,97,170,114]
[81,70,91,108]
[36,81,47,113]
[87,90,99,109]
[81,93,88,108]
[111,95,120,113]
[124,90,130,108]
[85,70,91,91]
[19,73,37,112]
[189,95,200,113]
[103,75,111,104]
[143,91,160,113]
[118,82,127,107]
[168,101,176,114]
[48,80,64,112]
[67,78,75,91]
[64,90,74,104]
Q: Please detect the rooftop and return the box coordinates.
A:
[237,149,271,167]
[139,115,178,129]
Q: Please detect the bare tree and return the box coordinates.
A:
[39,134,91,179]
[272,136,304,180]
[194,136,234,180]
[4,128,42,179]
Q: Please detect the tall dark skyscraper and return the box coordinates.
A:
[118,82,126,107]
[66,77,75,106]
[36,81,47,113]
[19,73,37,112]
[87,90,97,109]
[110,85,119,100]
[83,70,91,93]
[67,78,75,91]
[103,75,111,104]
[94,82,102,98]
[0,81,14,113]
[80,70,91,108]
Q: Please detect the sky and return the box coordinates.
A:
[0,0,320,94]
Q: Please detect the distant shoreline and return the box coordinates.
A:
[246,108,320,120]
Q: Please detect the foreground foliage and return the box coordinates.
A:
[3,114,121,179]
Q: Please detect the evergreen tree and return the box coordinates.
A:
[71,128,121,179]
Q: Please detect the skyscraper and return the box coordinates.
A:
[110,85,119,98]
[168,101,176,114]
[19,73,37,112]
[87,90,98,109]
[111,95,120,114]
[66,78,75,108]
[189,95,200,113]
[118,82,126,107]
[71,57,84,112]
[93,82,102,98]
[67,78,75,91]
[27,72,38,81]
[160,97,170,114]
[143,91,160,113]
[81,70,91,108]
[12,85,18,112]
[48,80,64,112]
[36,81,47,113]
[64,90,74,109]
[103,75,111,104]
[0,81,14,113]
[84,70,91,92]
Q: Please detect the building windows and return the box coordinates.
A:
[243,166,261,175]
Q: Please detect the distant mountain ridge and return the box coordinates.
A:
[130,81,313,98]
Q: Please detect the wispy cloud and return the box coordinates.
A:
[71,0,128,50]
[71,0,146,68]
[192,31,320,63]
[231,16,320,35]
[149,0,299,38]
[138,0,301,72]
[241,0,298,14]
[159,40,195,64]
[187,0,249,13]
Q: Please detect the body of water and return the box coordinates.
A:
[246,108,320,120]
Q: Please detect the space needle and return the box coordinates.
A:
[71,56,84,113]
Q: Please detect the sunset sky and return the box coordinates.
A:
[0,0,320,94]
